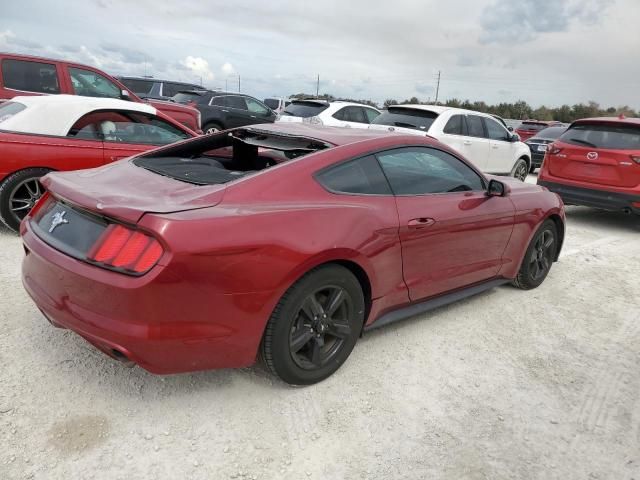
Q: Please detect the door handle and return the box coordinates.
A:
[222,109,229,112]
[250,115,257,118]
[463,140,472,145]
[408,218,436,228]
[491,144,499,149]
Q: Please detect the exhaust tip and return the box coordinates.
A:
[110,349,135,368]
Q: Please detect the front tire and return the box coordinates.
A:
[513,219,558,290]
[511,157,529,181]
[0,168,49,232]
[203,122,224,134]
[260,264,365,385]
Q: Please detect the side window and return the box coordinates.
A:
[443,115,466,135]
[466,115,486,138]
[332,108,346,121]
[210,96,225,107]
[121,79,153,95]
[364,108,380,123]
[225,96,247,110]
[162,82,188,98]
[245,97,269,115]
[67,112,108,140]
[343,107,367,123]
[69,67,121,99]
[376,147,484,195]
[316,155,392,195]
[1,59,60,94]
[484,117,511,141]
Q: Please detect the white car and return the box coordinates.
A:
[276,100,381,129]
[369,105,531,180]
[263,97,292,115]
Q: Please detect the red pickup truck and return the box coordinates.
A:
[0,52,201,132]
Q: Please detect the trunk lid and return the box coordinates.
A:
[40,159,226,224]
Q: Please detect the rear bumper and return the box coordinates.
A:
[537,180,640,213]
[21,221,274,374]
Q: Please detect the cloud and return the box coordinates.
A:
[480,0,615,44]
[101,43,148,64]
[415,83,435,96]
[221,62,235,75]
[180,56,215,81]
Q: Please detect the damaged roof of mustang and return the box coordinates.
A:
[21,123,565,385]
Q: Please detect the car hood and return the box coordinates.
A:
[146,98,199,116]
[41,159,226,224]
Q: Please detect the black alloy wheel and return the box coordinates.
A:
[0,168,50,232]
[261,264,364,385]
[513,219,558,290]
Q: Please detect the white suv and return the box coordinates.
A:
[276,100,381,129]
[369,105,531,180]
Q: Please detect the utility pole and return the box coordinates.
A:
[225,78,228,91]
[316,74,320,98]
[238,75,241,93]
[435,71,441,103]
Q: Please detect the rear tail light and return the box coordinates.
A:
[29,192,54,221]
[630,155,640,165]
[547,143,563,155]
[88,224,164,275]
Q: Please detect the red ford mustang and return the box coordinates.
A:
[21,124,565,384]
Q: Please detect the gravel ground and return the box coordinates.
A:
[1,174,639,480]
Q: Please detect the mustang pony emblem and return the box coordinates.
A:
[48,211,69,233]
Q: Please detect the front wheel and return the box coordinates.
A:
[260,265,364,385]
[513,219,558,290]
[203,123,223,134]
[511,158,529,181]
[0,168,50,232]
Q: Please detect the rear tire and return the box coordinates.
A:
[512,219,557,290]
[511,157,529,181]
[0,168,50,232]
[260,265,364,385]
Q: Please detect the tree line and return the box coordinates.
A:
[289,93,637,123]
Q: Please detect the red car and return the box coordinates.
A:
[21,123,565,385]
[0,95,195,231]
[0,52,201,132]
[516,120,563,142]
[538,116,640,215]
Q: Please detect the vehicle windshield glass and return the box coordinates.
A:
[0,101,27,124]
[133,128,331,185]
[264,99,280,109]
[282,101,329,118]
[371,107,439,131]
[531,126,566,140]
[172,92,202,104]
[518,122,547,131]
[559,123,640,150]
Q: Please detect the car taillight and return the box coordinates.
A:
[547,143,563,155]
[88,224,164,275]
[630,155,640,165]
[29,192,54,221]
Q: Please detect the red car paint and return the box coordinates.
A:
[516,120,562,142]
[0,111,196,183]
[537,116,640,214]
[0,52,201,132]
[21,124,565,374]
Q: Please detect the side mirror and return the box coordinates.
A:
[486,179,507,197]
[510,132,520,142]
[120,89,131,100]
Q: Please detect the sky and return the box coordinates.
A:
[1,0,639,108]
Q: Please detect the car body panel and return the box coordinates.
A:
[21,125,565,374]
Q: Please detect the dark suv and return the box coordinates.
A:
[173,90,277,133]
[118,76,205,101]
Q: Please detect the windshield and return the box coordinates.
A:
[282,101,329,118]
[371,107,439,131]
[0,101,27,124]
[559,123,640,150]
[172,92,202,104]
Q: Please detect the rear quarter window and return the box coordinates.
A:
[0,101,27,123]
[316,155,392,195]
[560,123,640,150]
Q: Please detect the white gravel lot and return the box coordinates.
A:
[1,174,639,480]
